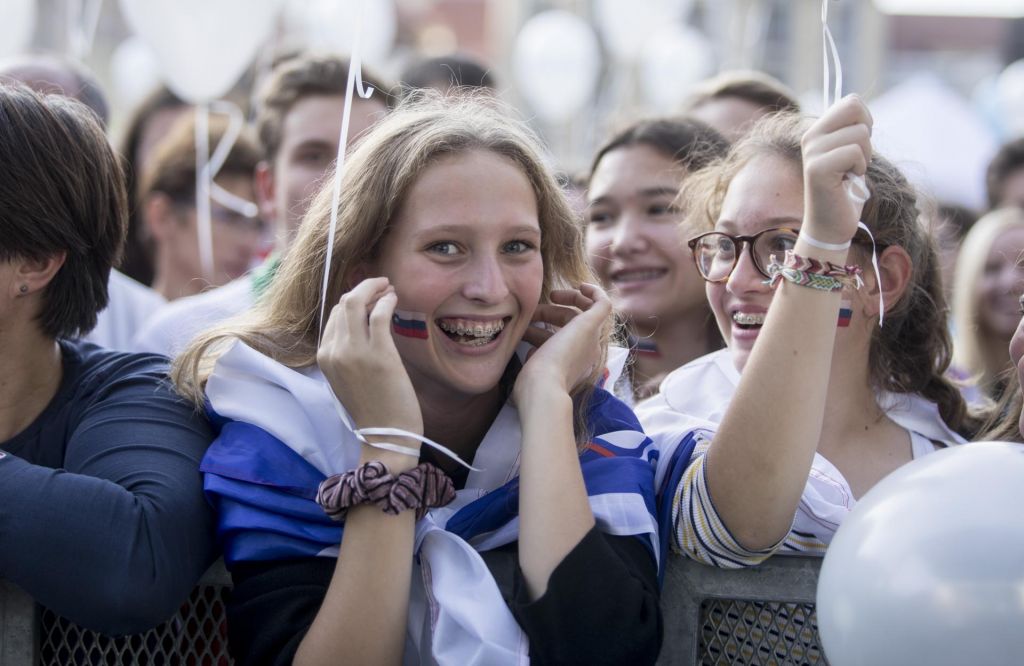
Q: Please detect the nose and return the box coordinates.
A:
[462,253,510,304]
[726,242,769,296]
[610,212,649,258]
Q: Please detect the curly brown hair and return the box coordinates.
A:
[679,112,969,433]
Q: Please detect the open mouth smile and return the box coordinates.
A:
[436,317,510,347]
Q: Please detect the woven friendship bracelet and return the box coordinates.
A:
[785,251,862,282]
[316,461,456,521]
[765,251,863,291]
[766,264,845,291]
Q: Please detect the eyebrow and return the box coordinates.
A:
[415,223,541,236]
[639,186,680,198]
[588,186,679,207]
[292,139,335,151]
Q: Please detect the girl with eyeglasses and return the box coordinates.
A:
[637,98,970,570]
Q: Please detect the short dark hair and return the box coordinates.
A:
[140,111,262,203]
[400,54,496,97]
[589,116,729,179]
[986,137,1024,209]
[255,53,391,162]
[0,83,127,338]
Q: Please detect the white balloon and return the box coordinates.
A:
[0,0,35,59]
[594,0,694,61]
[512,10,601,125]
[639,25,715,111]
[119,0,286,103]
[282,0,396,67]
[109,36,163,112]
[817,442,1024,666]
[996,59,1024,138]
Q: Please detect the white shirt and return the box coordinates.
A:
[131,276,254,356]
[85,270,165,352]
[635,349,965,564]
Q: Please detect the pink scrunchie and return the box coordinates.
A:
[316,461,456,521]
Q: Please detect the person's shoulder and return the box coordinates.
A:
[132,278,254,356]
[84,271,167,351]
[107,269,165,311]
[63,338,170,384]
[155,277,253,319]
[653,349,738,415]
[58,339,181,413]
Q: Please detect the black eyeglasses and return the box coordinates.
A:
[687,227,800,283]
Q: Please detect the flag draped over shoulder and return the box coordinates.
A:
[200,340,660,665]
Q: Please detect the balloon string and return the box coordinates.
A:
[821,0,842,111]
[68,0,103,59]
[205,100,259,218]
[194,104,215,282]
[318,0,376,339]
[821,0,881,325]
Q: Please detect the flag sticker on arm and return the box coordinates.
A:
[392,309,429,339]
[837,301,853,327]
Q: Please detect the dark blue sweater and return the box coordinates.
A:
[0,339,215,635]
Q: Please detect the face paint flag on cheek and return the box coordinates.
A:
[392,309,429,339]
[837,300,853,328]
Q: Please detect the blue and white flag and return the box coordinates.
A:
[201,340,659,665]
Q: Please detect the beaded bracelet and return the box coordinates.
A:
[765,250,863,292]
[316,461,456,521]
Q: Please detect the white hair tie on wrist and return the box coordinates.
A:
[356,427,482,472]
[799,231,852,252]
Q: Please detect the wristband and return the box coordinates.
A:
[317,461,456,521]
[799,230,852,251]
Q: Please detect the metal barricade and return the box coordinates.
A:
[659,553,827,665]
[3,554,825,665]
[0,560,233,666]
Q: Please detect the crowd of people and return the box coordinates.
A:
[1,45,1022,665]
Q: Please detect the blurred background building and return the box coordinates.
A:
[5,0,1024,210]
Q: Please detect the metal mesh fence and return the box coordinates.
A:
[698,599,826,665]
[37,583,232,666]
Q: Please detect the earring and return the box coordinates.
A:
[18,285,28,294]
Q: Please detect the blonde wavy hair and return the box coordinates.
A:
[172,92,603,435]
[950,207,1024,395]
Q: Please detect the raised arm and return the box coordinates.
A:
[513,284,611,597]
[703,97,873,550]
[513,284,661,663]
[294,277,423,666]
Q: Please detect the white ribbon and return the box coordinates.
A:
[205,100,260,218]
[68,0,104,60]
[821,0,883,326]
[357,427,483,472]
[318,0,377,338]
[194,100,261,280]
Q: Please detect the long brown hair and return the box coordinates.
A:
[679,112,969,432]
[173,92,603,439]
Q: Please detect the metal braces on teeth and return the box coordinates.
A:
[733,313,764,326]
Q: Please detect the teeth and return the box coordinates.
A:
[438,318,506,338]
[732,312,765,326]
